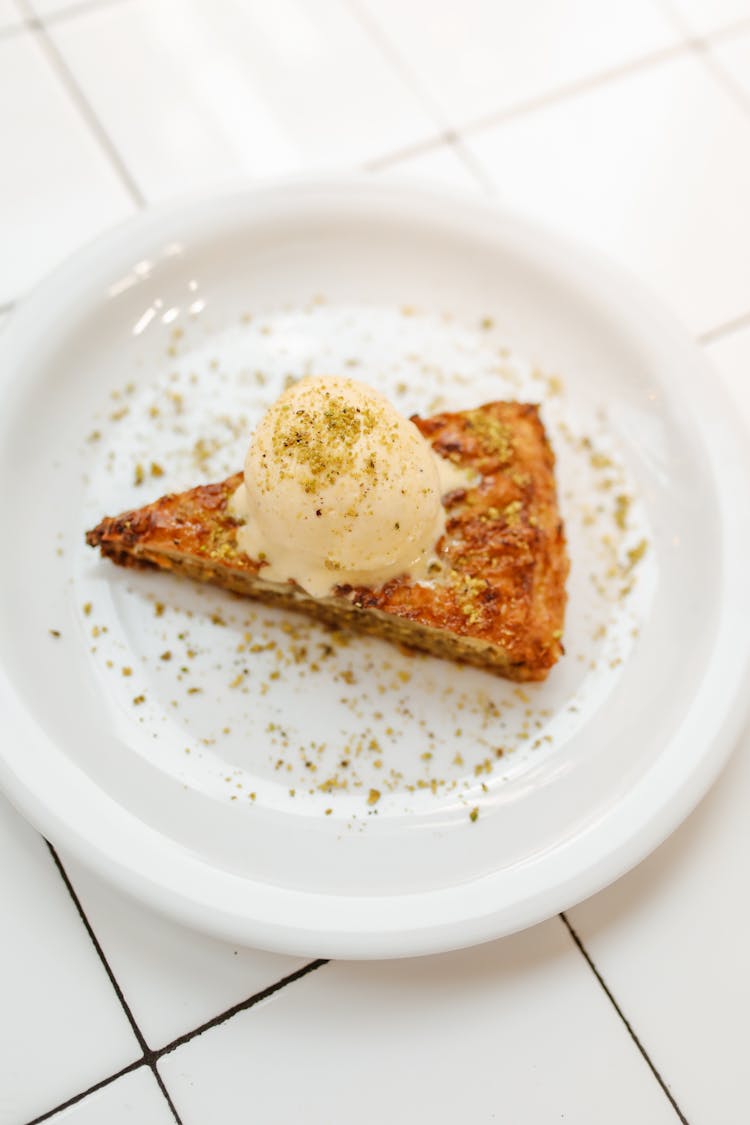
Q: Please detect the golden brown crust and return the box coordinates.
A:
[86,402,568,681]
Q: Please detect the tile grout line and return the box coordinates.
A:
[655,0,750,45]
[688,37,750,125]
[363,127,496,197]
[18,942,327,1125]
[560,913,690,1125]
[451,135,497,195]
[369,19,750,174]
[6,0,750,197]
[43,842,184,1124]
[653,0,703,39]
[372,39,691,169]
[3,5,742,1117]
[347,0,450,130]
[348,0,510,194]
[45,842,150,1053]
[657,0,750,118]
[349,0,750,161]
[30,849,326,1125]
[42,0,135,29]
[16,0,145,208]
[155,957,329,1060]
[150,1067,184,1125]
[704,13,750,44]
[361,19,750,176]
[449,40,688,138]
[0,0,132,42]
[23,1060,146,1125]
[363,130,457,172]
[699,307,750,345]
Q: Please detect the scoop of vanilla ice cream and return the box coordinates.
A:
[233,375,446,596]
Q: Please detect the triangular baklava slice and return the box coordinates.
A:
[87,400,568,682]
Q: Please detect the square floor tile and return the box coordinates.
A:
[466,53,750,335]
[160,920,678,1124]
[358,0,678,128]
[0,796,140,1124]
[59,854,308,1050]
[45,1066,174,1124]
[567,719,750,1125]
[47,0,437,203]
[0,0,23,32]
[0,30,134,305]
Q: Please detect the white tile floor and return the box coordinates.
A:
[372,137,486,192]
[465,52,750,335]
[158,929,679,1125]
[0,28,134,304]
[2,3,750,1122]
[663,0,750,37]
[42,1069,175,1125]
[57,856,306,1051]
[356,0,680,127]
[567,730,750,1124]
[0,0,23,32]
[0,797,140,1124]
[45,0,438,202]
[710,25,750,98]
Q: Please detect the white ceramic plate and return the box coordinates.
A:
[1,178,749,959]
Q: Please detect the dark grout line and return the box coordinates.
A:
[365,18,750,185]
[24,1059,145,1125]
[21,954,328,1124]
[460,41,690,141]
[698,308,750,346]
[17,0,145,208]
[45,842,151,1055]
[352,0,504,187]
[451,9,750,153]
[151,1065,184,1125]
[366,41,692,173]
[43,842,186,1120]
[156,958,329,1060]
[560,913,690,1125]
[35,847,325,1121]
[24,1056,182,1125]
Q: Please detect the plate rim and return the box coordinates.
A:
[2,174,749,959]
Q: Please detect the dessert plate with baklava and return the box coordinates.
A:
[0,178,748,958]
